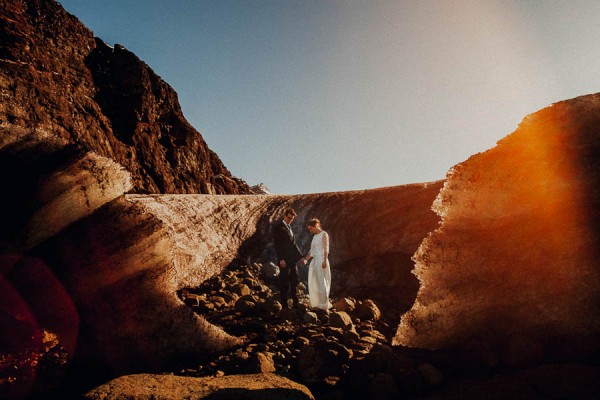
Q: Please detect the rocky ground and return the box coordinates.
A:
[176,262,600,400]
[177,261,437,399]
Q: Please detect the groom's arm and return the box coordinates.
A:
[273,225,287,267]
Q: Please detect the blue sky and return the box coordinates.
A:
[59,1,600,194]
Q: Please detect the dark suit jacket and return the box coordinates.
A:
[273,220,303,265]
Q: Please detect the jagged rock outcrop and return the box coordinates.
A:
[84,373,315,400]
[0,0,249,195]
[127,181,443,316]
[250,183,271,195]
[395,93,600,363]
[2,132,441,376]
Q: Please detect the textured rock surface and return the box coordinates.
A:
[395,93,600,361]
[84,373,315,400]
[18,180,439,375]
[0,0,249,194]
[127,181,442,314]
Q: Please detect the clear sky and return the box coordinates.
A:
[58,0,600,194]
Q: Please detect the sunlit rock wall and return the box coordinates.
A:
[395,93,600,362]
[127,182,443,315]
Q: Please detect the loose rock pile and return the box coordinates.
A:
[178,262,445,399]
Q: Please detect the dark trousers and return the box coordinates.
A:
[278,261,299,307]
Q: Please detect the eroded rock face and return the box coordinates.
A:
[127,182,443,315]
[395,93,600,361]
[0,0,249,195]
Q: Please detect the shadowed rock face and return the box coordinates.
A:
[128,182,443,315]
[1,126,442,375]
[395,93,600,362]
[0,0,249,194]
[0,0,442,376]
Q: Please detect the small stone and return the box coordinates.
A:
[333,297,356,313]
[365,344,394,371]
[183,294,200,307]
[314,308,330,324]
[216,291,236,304]
[356,299,381,321]
[343,329,360,345]
[329,311,354,330]
[244,352,276,373]
[233,283,251,296]
[266,300,283,315]
[304,312,319,324]
[296,302,309,313]
[261,262,280,280]
[417,362,444,386]
[210,296,226,307]
[369,373,399,400]
[234,295,257,314]
[297,282,307,294]
[295,337,310,348]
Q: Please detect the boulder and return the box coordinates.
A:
[333,298,356,313]
[261,262,280,280]
[84,373,314,400]
[417,362,444,386]
[265,299,283,315]
[245,352,276,373]
[356,300,381,321]
[368,373,399,400]
[329,311,354,330]
[233,284,252,297]
[304,312,319,324]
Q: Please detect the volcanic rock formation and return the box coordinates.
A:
[0,0,249,195]
[395,93,600,364]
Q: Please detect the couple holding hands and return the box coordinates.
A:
[273,208,331,311]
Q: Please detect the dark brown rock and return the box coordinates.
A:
[368,373,400,400]
[304,312,319,324]
[356,300,381,321]
[245,352,276,374]
[333,298,356,313]
[0,0,250,195]
[329,311,354,330]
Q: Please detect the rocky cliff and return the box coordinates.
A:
[395,93,600,365]
[0,0,249,195]
[0,125,442,379]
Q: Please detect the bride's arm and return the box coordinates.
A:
[322,232,329,268]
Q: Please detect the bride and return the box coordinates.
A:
[302,218,331,310]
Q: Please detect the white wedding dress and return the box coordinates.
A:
[307,231,331,310]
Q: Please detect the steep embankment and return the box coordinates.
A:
[395,93,600,365]
[0,0,249,194]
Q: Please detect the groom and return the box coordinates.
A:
[273,208,305,309]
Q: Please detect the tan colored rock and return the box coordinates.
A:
[84,373,314,400]
[396,93,600,359]
[333,297,356,313]
[25,180,440,373]
[329,311,354,330]
[26,151,132,248]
